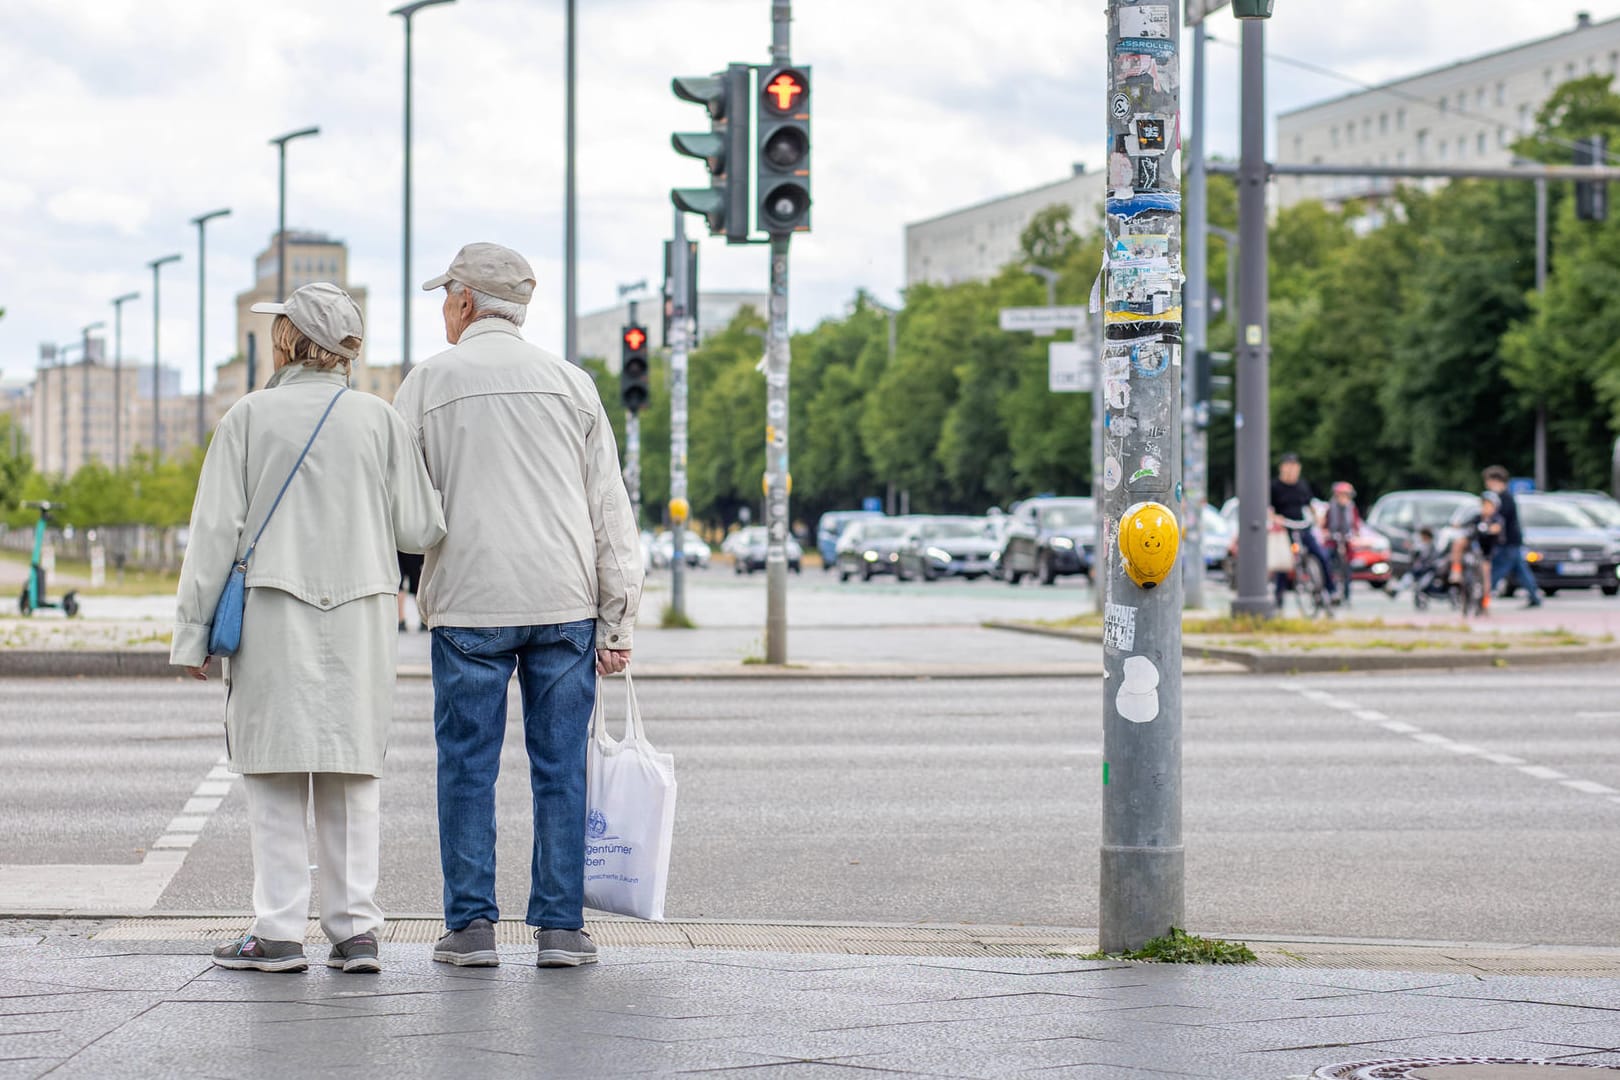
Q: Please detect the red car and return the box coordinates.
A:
[1223,499,1393,589]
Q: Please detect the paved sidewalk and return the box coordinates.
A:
[6,921,1620,1079]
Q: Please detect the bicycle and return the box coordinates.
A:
[1278,517,1333,619]
[1448,540,1488,618]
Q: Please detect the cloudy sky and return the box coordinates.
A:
[1,0,1616,390]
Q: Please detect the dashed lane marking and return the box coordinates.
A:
[1280,682,1618,806]
[0,755,235,913]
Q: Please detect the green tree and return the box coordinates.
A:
[1020,204,1081,269]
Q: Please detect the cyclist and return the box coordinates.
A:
[1448,491,1503,612]
[1389,526,1446,605]
[1323,481,1361,604]
[1270,453,1335,606]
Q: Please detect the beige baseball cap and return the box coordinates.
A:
[421,242,536,305]
[251,282,364,360]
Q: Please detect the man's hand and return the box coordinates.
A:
[185,658,212,681]
[596,648,631,676]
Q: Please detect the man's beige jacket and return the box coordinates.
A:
[393,318,642,648]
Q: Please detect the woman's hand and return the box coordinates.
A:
[185,658,212,681]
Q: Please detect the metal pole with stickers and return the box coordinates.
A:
[1099,0,1185,953]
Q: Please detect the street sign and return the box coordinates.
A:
[862,496,882,513]
[1186,0,1231,24]
[999,306,1087,333]
[1049,341,1096,393]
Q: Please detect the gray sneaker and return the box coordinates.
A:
[212,935,307,973]
[432,918,499,967]
[327,932,381,973]
[535,928,597,968]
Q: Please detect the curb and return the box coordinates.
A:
[984,620,1620,674]
[2,652,1110,682]
[13,911,1620,975]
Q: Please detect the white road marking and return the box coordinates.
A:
[1287,687,1618,806]
[0,755,236,913]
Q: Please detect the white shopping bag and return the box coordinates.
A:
[584,673,677,921]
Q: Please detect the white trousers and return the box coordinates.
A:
[242,773,383,943]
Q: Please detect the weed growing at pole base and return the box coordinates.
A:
[660,605,697,630]
[1077,927,1257,965]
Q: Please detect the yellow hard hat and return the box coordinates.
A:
[669,497,690,523]
[1118,501,1180,590]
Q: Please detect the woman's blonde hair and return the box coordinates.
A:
[271,314,359,373]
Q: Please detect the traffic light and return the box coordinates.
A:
[756,65,811,235]
[671,65,751,243]
[1575,135,1609,223]
[1194,350,1233,425]
[620,324,650,414]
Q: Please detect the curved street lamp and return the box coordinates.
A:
[148,254,182,458]
[269,128,320,305]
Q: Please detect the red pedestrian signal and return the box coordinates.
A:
[763,71,806,114]
[624,327,647,352]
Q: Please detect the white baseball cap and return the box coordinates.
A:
[251,282,364,360]
[421,242,537,305]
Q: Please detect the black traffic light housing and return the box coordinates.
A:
[1575,135,1609,223]
[671,65,751,244]
[620,324,650,413]
[756,65,811,236]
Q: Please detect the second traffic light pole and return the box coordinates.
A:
[763,0,793,665]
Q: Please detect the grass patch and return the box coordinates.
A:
[0,550,180,597]
[1187,614,1396,636]
[1032,613,1105,629]
[1079,927,1257,965]
[659,605,697,630]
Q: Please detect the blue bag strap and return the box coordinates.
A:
[239,387,347,566]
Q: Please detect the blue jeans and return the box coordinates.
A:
[431,620,597,931]
[1491,544,1541,602]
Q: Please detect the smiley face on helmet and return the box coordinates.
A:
[1119,501,1180,590]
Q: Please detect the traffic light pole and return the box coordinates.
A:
[1098,0,1184,953]
[669,208,690,621]
[624,299,643,528]
[764,0,793,665]
[1181,18,1209,611]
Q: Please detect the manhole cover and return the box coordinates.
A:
[1314,1061,1620,1079]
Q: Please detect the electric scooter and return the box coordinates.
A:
[17,501,78,617]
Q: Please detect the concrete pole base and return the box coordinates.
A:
[1230,595,1275,618]
[1098,844,1185,954]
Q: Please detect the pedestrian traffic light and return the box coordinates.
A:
[671,65,751,244]
[620,324,650,414]
[1575,135,1609,223]
[1194,350,1233,426]
[756,65,811,236]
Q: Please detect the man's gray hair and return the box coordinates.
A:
[450,280,528,327]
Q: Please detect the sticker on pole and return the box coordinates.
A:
[1103,603,1138,651]
[1116,656,1161,724]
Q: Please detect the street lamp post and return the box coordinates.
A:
[191,208,231,447]
[80,321,105,471]
[391,0,457,379]
[1231,11,1275,617]
[148,254,182,458]
[270,127,321,305]
[564,0,578,366]
[111,292,139,470]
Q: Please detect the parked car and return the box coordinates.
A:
[728,526,803,574]
[652,529,711,569]
[1499,494,1620,597]
[1199,505,1232,574]
[835,517,917,581]
[1557,491,1620,541]
[1365,490,1476,577]
[895,517,1000,581]
[817,510,884,570]
[999,497,1096,585]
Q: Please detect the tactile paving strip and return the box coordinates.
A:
[1314,1060,1620,1078]
[86,918,1620,974]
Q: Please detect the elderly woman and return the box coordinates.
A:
[172,282,446,973]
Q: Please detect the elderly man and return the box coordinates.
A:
[394,243,642,968]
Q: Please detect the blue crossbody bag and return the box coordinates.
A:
[208,388,347,658]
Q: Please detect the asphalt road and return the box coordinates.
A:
[7,659,1620,945]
